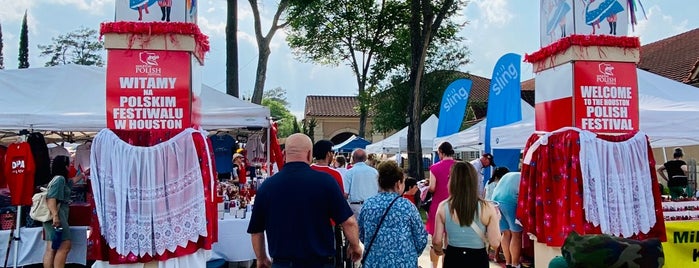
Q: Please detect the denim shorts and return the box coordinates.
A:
[498,203,523,232]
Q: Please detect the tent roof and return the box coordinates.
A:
[366,114,438,154]
[0,64,269,131]
[433,99,535,152]
[490,69,699,149]
[332,135,371,152]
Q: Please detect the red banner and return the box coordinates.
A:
[106,49,191,130]
[573,61,639,133]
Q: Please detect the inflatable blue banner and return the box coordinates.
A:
[484,53,522,182]
[436,79,473,138]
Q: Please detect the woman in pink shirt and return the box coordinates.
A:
[427,141,456,268]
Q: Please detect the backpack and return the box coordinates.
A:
[30,176,61,222]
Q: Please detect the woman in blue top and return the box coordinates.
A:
[433,161,501,268]
[358,161,427,267]
[43,155,84,268]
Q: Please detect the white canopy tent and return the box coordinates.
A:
[366,114,439,154]
[432,99,535,152]
[490,69,699,150]
[0,64,270,131]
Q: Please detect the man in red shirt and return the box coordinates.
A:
[310,140,345,197]
[310,140,348,267]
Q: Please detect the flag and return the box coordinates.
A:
[485,53,522,179]
[436,79,473,138]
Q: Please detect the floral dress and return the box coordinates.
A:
[358,192,427,267]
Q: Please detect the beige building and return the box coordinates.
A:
[304,96,385,144]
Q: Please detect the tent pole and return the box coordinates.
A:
[662,147,667,163]
[266,124,271,174]
[12,206,20,268]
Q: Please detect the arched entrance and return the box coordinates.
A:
[331,132,355,146]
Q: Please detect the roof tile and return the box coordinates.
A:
[305,95,361,117]
[638,28,699,83]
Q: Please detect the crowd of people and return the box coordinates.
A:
[247,134,525,268]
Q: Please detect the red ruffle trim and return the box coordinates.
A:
[100,21,210,55]
[524,35,640,63]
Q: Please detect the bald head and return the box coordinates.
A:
[351,149,367,164]
[284,133,313,164]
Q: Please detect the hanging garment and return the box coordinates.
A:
[27,132,51,187]
[4,142,36,206]
[87,130,216,264]
[48,145,70,168]
[209,133,236,174]
[518,129,666,247]
[246,133,265,164]
[75,141,92,172]
[579,131,656,237]
[90,128,208,257]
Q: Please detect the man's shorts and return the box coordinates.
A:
[498,203,523,232]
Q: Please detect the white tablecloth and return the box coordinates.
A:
[211,211,257,262]
[0,226,87,266]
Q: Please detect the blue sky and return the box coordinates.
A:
[0,0,697,117]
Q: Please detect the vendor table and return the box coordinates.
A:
[211,211,256,262]
[0,226,88,266]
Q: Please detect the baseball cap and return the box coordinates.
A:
[483,153,496,167]
[313,140,334,160]
[233,153,244,160]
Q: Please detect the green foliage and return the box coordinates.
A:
[371,70,472,133]
[262,98,295,138]
[38,27,104,67]
[18,11,29,69]
[286,0,468,137]
[263,87,289,107]
[302,118,317,142]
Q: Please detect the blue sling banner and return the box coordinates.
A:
[436,79,473,138]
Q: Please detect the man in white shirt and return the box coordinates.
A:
[344,149,379,218]
[470,153,496,197]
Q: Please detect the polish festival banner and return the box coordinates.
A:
[573,61,638,133]
[106,49,191,130]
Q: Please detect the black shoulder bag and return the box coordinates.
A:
[361,195,401,265]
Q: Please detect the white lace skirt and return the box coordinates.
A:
[90,128,208,257]
[579,131,656,237]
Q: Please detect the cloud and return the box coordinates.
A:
[238,31,257,47]
[46,0,113,15]
[471,0,513,27]
[632,5,690,44]
[198,16,226,37]
[0,1,37,22]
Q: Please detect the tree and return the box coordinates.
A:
[248,0,311,104]
[371,70,471,133]
[0,21,5,69]
[263,86,289,107]
[286,0,406,138]
[405,0,461,180]
[261,87,295,137]
[18,10,29,69]
[301,117,317,142]
[38,27,104,67]
[226,0,240,97]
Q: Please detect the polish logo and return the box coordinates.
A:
[139,51,160,66]
[598,63,615,76]
[596,63,616,85]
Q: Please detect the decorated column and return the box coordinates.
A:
[89,1,217,265]
[523,1,652,267]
